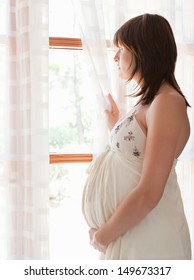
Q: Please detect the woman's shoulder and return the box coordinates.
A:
[148,85,187,118]
[145,85,190,159]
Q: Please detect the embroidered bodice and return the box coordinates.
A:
[110,109,146,159]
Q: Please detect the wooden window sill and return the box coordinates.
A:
[50,153,93,164]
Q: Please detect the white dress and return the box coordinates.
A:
[82,108,191,259]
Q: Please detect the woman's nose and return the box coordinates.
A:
[114,50,120,61]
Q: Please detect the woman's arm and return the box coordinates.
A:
[90,92,187,249]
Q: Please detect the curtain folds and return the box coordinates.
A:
[72,0,128,153]
[73,0,194,258]
[0,0,49,259]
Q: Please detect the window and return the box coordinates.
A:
[49,0,97,259]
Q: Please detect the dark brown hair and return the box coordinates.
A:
[114,13,190,106]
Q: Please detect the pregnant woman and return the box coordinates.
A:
[82,13,191,260]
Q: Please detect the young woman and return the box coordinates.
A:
[82,13,192,259]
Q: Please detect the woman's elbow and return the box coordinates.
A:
[145,190,163,210]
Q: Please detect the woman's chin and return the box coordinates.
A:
[118,72,125,80]
[118,70,129,81]
[119,73,128,81]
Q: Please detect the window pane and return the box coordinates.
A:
[49,0,79,37]
[49,163,98,259]
[49,49,96,153]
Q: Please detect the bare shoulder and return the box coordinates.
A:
[147,86,188,121]
[145,85,190,158]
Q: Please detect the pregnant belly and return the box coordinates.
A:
[82,149,143,228]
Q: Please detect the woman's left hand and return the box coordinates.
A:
[104,93,120,130]
[89,228,107,254]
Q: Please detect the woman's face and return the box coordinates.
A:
[114,45,136,80]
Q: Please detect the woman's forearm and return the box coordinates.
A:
[95,186,158,247]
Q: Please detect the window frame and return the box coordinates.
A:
[49,37,93,164]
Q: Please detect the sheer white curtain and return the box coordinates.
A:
[73,0,194,258]
[72,0,128,153]
[0,0,49,259]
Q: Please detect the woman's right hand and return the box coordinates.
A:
[105,93,120,130]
